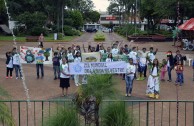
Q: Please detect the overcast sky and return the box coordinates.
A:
[92,0,110,12]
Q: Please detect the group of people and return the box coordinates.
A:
[6,47,23,79]
[5,40,193,98]
[52,42,193,98]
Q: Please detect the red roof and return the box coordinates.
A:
[178,18,194,30]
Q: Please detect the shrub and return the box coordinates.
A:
[30,27,48,36]
[94,32,105,41]
[44,107,79,126]
[116,24,145,36]
[102,102,135,126]
[63,25,81,36]
[57,33,64,40]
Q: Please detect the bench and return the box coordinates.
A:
[26,36,39,42]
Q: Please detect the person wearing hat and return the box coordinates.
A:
[36,51,44,79]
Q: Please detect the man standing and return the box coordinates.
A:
[38,33,44,48]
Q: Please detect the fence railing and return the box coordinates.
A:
[0,100,194,126]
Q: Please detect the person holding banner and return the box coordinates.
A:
[74,52,82,86]
[60,57,71,96]
[146,59,160,99]
[106,53,113,62]
[111,43,120,56]
[125,58,136,97]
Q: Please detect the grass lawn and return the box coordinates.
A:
[0,34,78,42]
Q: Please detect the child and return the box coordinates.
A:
[125,58,136,97]
[36,52,44,79]
[6,52,13,78]
[174,61,183,86]
[146,59,160,99]
[60,57,70,96]
[52,52,60,80]
[74,52,82,86]
[106,53,113,62]
[67,47,74,63]
[12,48,23,79]
[160,59,167,81]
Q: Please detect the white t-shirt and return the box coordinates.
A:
[7,57,13,68]
[106,58,113,62]
[74,57,81,63]
[60,63,70,78]
[167,60,170,67]
[128,51,137,64]
[99,50,105,54]
[138,51,147,58]
[126,63,136,76]
[152,67,158,76]
[67,53,74,61]
[147,52,155,63]
[111,48,119,55]
[13,53,21,65]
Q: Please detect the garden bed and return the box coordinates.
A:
[94,32,105,42]
[127,34,167,42]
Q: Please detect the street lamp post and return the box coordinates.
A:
[134,0,137,35]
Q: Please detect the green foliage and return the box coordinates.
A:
[0,86,15,126]
[44,107,79,126]
[17,12,46,29]
[94,32,106,42]
[102,102,135,126]
[70,10,83,29]
[63,25,81,36]
[57,33,63,40]
[17,11,47,35]
[64,18,74,26]
[30,26,48,36]
[84,11,100,23]
[78,74,116,105]
[115,24,145,36]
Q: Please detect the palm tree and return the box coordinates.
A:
[0,86,15,126]
[74,74,116,126]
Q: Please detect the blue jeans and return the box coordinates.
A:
[167,66,172,80]
[36,64,44,77]
[53,65,60,78]
[13,65,22,78]
[125,75,134,94]
[176,73,183,85]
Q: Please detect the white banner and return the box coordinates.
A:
[69,61,127,75]
[20,46,52,64]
